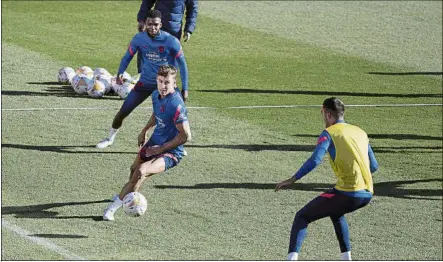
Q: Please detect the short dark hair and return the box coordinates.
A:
[147,9,162,19]
[157,65,177,77]
[322,97,345,118]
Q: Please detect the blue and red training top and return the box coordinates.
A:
[118,30,188,91]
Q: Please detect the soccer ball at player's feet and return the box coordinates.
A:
[123,192,148,217]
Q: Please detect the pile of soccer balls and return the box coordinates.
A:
[57,66,140,99]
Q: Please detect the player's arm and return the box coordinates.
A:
[138,114,156,147]
[117,38,138,84]
[275,131,330,191]
[159,121,191,152]
[170,39,189,101]
[368,144,378,173]
[183,0,198,42]
[137,0,156,31]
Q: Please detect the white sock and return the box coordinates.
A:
[109,197,123,210]
[341,251,351,261]
[287,252,299,261]
[108,128,119,141]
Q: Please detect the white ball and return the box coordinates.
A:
[58,67,75,84]
[71,74,92,95]
[87,79,106,98]
[115,82,134,99]
[130,73,140,84]
[75,66,93,78]
[95,74,113,94]
[93,67,111,78]
[123,192,148,217]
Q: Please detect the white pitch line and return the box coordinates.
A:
[1,103,441,111]
[1,219,86,260]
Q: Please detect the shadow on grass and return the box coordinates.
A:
[292,133,443,141]
[27,81,65,85]
[155,178,443,200]
[29,234,88,239]
[187,144,316,152]
[2,199,111,221]
[186,144,442,154]
[368,72,442,76]
[3,143,441,155]
[196,89,442,98]
[1,144,135,155]
[2,86,120,100]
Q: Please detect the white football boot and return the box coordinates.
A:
[96,138,114,149]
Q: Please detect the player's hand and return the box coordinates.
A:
[137,20,145,32]
[181,90,189,102]
[138,131,146,148]
[275,177,296,192]
[116,74,123,85]
[183,32,191,42]
[144,145,162,158]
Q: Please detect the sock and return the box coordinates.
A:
[287,252,298,261]
[341,251,351,261]
[108,128,119,141]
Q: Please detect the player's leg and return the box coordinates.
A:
[96,86,153,149]
[287,190,345,260]
[329,195,372,260]
[103,153,145,221]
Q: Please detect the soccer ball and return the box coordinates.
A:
[93,67,111,79]
[115,82,134,99]
[71,74,92,95]
[95,73,113,94]
[122,192,148,217]
[75,66,93,78]
[58,67,75,84]
[130,73,140,85]
[86,79,106,98]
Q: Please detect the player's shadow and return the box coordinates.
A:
[1,143,135,155]
[29,234,88,239]
[368,71,442,76]
[292,133,443,141]
[185,144,442,154]
[2,85,120,100]
[196,89,442,98]
[155,178,442,200]
[186,144,316,152]
[1,199,111,221]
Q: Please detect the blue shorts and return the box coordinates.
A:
[138,140,181,171]
[119,82,156,117]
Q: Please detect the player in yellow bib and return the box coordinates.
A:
[276,97,378,261]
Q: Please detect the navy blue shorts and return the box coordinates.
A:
[138,140,181,171]
[119,82,156,117]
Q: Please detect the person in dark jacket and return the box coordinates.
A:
[136,0,198,73]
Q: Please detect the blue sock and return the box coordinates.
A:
[331,216,351,252]
[288,214,308,253]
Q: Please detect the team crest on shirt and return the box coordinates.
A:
[158,46,165,53]
[160,105,165,113]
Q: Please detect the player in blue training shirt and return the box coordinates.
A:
[275,97,378,261]
[96,9,189,149]
[103,65,191,221]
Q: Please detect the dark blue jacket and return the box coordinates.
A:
[137,0,198,39]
